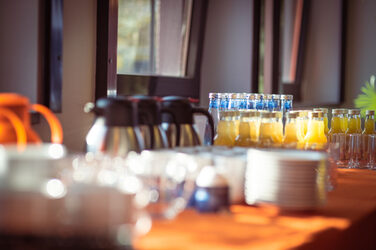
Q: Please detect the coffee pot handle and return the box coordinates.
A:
[192,108,215,145]
[31,104,63,144]
[0,108,27,151]
[160,108,180,147]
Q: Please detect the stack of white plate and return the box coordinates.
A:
[245,149,328,210]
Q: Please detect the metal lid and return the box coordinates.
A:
[272,94,280,100]
[280,94,293,100]
[240,111,252,118]
[265,94,273,100]
[240,110,259,118]
[332,108,346,115]
[308,111,323,118]
[229,93,244,99]
[247,93,256,100]
[220,111,232,117]
[366,110,375,115]
[313,108,328,114]
[295,110,309,118]
[231,110,240,116]
[236,93,245,99]
[285,111,299,119]
[209,93,220,99]
[348,109,361,115]
[260,111,280,118]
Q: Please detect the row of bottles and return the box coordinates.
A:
[204,93,293,145]
[213,107,376,150]
[328,109,374,137]
[213,110,327,150]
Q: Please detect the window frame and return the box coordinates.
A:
[95,0,208,100]
[262,0,347,105]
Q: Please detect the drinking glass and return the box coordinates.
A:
[126,150,201,219]
[365,134,376,170]
[327,142,339,191]
[329,133,347,168]
[347,134,361,169]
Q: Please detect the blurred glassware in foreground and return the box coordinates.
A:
[125,150,205,219]
[0,145,151,249]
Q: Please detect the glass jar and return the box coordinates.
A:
[254,94,265,111]
[246,93,255,109]
[280,95,293,112]
[239,93,248,109]
[346,109,362,134]
[235,111,253,147]
[313,108,329,136]
[296,110,309,144]
[249,110,260,145]
[219,93,230,111]
[214,111,234,146]
[258,111,283,148]
[283,111,299,148]
[339,109,348,133]
[304,111,327,150]
[329,109,343,135]
[229,93,244,110]
[363,110,375,135]
[272,94,281,111]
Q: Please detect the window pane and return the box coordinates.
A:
[117,0,192,77]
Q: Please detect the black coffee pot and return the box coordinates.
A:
[161,96,214,147]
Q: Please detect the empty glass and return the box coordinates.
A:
[365,134,376,169]
[327,142,339,191]
[126,150,202,219]
[347,134,362,169]
[329,133,347,168]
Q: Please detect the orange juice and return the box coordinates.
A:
[346,109,362,134]
[296,110,309,140]
[258,111,282,148]
[329,109,343,134]
[339,109,348,133]
[229,110,240,142]
[283,111,299,148]
[235,111,252,147]
[214,111,234,146]
[363,110,375,135]
[314,108,329,135]
[248,111,260,145]
[304,111,327,150]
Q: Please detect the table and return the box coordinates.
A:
[135,169,376,250]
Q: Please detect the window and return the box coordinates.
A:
[117,0,192,77]
[95,0,207,100]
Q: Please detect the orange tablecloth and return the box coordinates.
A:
[135,169,376,250]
